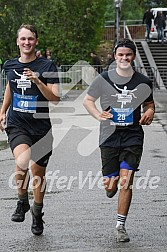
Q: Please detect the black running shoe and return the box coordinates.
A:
[30,207,44,236]
[106,188,118,198]
[11,200,30,222]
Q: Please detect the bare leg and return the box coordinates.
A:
[103,176,119,191]
[13,144,31,195]
[31,163,46,203]
[30,163,46,235]
[11,144,31,222]
[116,169,134,242]
[118,169,134,216]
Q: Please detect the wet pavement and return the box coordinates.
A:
[0,89,167,252]
[154,89,167,132]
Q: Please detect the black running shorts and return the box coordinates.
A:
[100,145,143,177]
[5,127,53,167]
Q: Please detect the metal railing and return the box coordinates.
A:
[0,69,6,101]
[1,65,165,101]
[1,20,166,101]
[0,65,100,101]
[59,64,102,98]
[103,20,145,41]
[135,66,158,89]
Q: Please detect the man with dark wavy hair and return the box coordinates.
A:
[84,38,155,242]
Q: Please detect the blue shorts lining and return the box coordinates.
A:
[120,160,136,171]
[103,171,119,178]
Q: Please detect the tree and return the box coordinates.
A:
[136,0,167,8]
[2,0,165,64]
[0,0,107,65]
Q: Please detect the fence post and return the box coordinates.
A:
[123,20,126,38]
[0,70,2,102]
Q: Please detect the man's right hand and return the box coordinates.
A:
[0,113,6,131]
[99,109,113,121]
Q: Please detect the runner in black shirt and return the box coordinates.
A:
[0,24,59,235]
[83,39,155,242]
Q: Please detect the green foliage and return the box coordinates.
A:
[136,0,167,8]
[104,0,115,21]
[0,0,107,65]
[104,0,167,23]
[1,0,166,65]
[120,0,143,20]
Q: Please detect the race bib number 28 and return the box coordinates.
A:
[110,107,134,126]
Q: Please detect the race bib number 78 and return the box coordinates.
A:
[13,93,38,113]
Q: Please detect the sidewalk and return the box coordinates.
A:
[0,90,167,252]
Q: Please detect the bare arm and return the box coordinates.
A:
[0,83,11,130]
[139,101,155,125]
[83,94,112,121]
[23,68,60,103]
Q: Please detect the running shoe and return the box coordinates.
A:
[30,207,44,236]
[106,188,118,198]
[116,225,130,242]
[11,200,30,222]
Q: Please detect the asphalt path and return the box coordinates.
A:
[0,89,167,252]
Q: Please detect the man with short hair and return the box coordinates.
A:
[83,38,155,242]
[90,51,103,74]
[0,24,59,235]
[142,9,154,42]
[154,11,166,43]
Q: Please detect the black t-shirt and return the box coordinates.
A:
[3,57,59,135]
[143,11,154,26]
[87,69,154,147]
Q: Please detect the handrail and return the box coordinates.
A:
[124,25,145,73]
[141,41,166,90]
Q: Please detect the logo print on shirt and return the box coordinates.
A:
[112,83,137,108]
[12,69,31,95]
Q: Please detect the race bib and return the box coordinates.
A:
[13,93,38,113]
[110,108,133,126]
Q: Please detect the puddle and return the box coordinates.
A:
[0,140,9,150]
